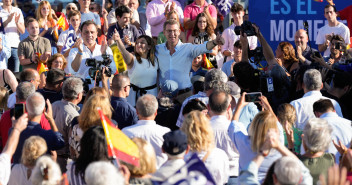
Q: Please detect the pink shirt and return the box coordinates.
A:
[183,2,217,38]
[146,0,184,37]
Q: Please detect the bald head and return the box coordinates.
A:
[111,74,130,91]
[294,29,309,50]
[209,91,230,114]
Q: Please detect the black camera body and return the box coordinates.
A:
[234,21,256,36]
[85,54,112,83]
[248,47,266,64]
[254,70,274,97]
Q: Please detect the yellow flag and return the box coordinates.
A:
[110,44,127,74]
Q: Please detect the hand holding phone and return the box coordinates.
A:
[245,92,262,102]
[14,103,25,119]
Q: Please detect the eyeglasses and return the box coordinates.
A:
[53,60,64,64]
[89,7,95,11]
[124,84,131,88]
[66,7,76,10]
[165,29,179,34]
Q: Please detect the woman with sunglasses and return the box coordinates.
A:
[113,32,158,107]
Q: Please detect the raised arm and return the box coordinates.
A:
[112,29,134,69]
[253,25,277,68]
[2,114,28,157]
[206,34,224,50]
[240,33,249,62]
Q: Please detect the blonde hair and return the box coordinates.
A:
[277,103,297,129]
[122,138,156,177]
[0,87,9,112]
[79,95,112,132]
[21,136,48,167]
[36,1,54,27]
[248,111,278,153]
[181,111,214,152]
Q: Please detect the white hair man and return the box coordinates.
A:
[290,69,342,130]
[52,77,84,172]
[11,93,64,164]
[85,161,125,185]
[122,94,171,168]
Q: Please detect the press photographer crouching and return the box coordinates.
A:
[69,20,116,90]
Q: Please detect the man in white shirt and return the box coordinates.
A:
[0,0,25,72]
[221,3,257,62]
[316,4,350,57]
[208,90,239,184]
[290,69,342,130]
[122,94,171,168]
[69,20,116,89]
[313,99,352,164]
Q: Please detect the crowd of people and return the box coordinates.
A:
[0,0,352,184]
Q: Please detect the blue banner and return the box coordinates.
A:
[213,0,234,16]
[249,0,350,51]
[61,25,76,54]
[153,153,216,185]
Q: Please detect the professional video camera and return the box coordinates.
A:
[85,54,112,85]
[248,47,266,64]
[254,70,274,97]
[234,21,256,36]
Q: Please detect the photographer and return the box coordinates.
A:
[323,35,352,65]
[69,20,116,89]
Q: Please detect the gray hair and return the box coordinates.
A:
[66,3,78,9]
[205,80,230,93]
[16,82,35,101]
[204,69,228,91]
[31,156,62,185]
[26,93,45,117]
[274,156,302,185]
[62,77,83,101]
[136,94,158,118]
[85,161,125,185]
[303,69,322,91]
[209,90,230,114]
[303,118,332,153]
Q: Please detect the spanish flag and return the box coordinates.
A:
[35,53,48,75]
[57,14,69,31]
[98,109,140,166]
[202,54,214,69]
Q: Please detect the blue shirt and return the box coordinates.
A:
[11,121,65,164]
[156,41,211,90]
[0,33,11,69]
[111,96,138,129]
[81,12,101,26]
[228,120,284,182]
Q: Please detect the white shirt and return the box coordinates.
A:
[57,29,80,47]
[210,115,239,176]
[315,22,350,57]
[122,120,171,168]
[221,24,257,62]
[7,92,16,109]
[67,44,116,89]
[8,164,32,185]
[321,112,352,164]
[107,8,140,25]
[185,148,229,185]
[290,91,343,130]
[0,153,11,185]
[0,6,24,48]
